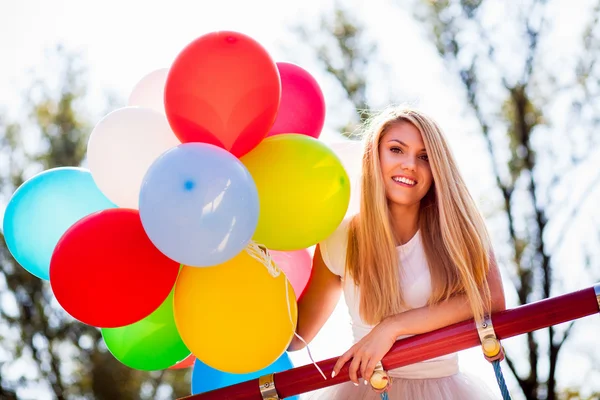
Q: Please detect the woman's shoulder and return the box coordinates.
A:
[318,217,354,277]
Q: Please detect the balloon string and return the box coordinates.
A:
[245,241,327,381]
[245,240,280,277]
[284,274,327,380]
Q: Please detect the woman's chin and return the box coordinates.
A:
[387,197,421,209]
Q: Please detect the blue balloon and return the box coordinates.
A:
[191,352,298,399]
[138,143,259,267]
[2,167,117,280]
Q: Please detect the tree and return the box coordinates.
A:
[293,8,379,136]
[296,2,600,399]
[0,46,191,399]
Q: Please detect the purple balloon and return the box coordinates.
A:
[267,62,326,139]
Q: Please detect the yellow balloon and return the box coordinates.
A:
[173,248,297,374]
[241,134,351,250]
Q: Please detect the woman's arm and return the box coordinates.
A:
[331,252,507,385]
[385,251,506,337]
[288,244,343,351]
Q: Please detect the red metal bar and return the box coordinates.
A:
[180,285,600,400]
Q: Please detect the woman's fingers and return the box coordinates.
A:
[348,352,363,385]
[362,358,379,384]
[331,347,354,378]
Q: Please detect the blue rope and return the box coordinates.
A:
[492,360,512,400]
[380,392,389,400]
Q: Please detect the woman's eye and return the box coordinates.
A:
[390,147,401,153]
[419,154,429,161]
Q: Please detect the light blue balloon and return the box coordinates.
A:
[138,143,259,267]
[191,352,298,399]
[2,167,117,280]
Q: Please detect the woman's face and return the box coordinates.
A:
[378,122,433,209]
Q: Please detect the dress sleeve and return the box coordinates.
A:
[318,218,351,277]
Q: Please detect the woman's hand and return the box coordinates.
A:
[331,317,398,387]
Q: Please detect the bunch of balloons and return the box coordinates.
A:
[2,31,351,396]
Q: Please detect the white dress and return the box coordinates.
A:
[303,219,499,400]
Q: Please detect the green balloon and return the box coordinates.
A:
[101,289,190,370]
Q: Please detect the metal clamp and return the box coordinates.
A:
[259,373,280,400]
[477,314,504,362]
[369,361,391,391]
[594,283,600,312]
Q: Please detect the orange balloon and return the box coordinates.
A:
[173,248,297,373]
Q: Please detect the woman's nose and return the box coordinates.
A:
[400,156,417,171]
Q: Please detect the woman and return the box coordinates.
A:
[288,106,506,399]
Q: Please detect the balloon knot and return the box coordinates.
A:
[244,240,280,278]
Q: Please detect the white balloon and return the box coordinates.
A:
[87,107,180,209]
[328,140,364,218]
[127,68,169,114]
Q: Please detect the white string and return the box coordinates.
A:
[245,240,327,381]
[284,273,327,380]
[245,240,280,277]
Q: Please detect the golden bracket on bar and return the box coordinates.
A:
[259,373,279,400]
[477,314,502,360]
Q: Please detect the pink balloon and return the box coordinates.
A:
[266,62,326,139]
[270,248,313,299]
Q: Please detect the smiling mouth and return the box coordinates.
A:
[392,176,417,187]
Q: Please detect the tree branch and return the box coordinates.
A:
[520,0,546,85]
[544,145,596,211]
[547,319,576,400]
[548,168,600,255]
[463,67,526,295]
[505,352,530,396]
[554,320,576,351]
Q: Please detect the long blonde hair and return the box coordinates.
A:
[346,106,492,325]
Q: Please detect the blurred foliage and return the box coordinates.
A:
[0,46,191,400]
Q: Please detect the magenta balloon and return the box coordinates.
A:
[270,248,313,299]
[267,62,326,139]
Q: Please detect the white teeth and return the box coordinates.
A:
[393,176,416,186]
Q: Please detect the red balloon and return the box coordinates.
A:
[49,209,180,328]
[270,248,313,300]
[169,354,196,370]
[164,31,281,157]
[267,62,326,139]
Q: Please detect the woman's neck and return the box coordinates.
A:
[388,202,420,245]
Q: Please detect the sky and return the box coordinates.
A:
[1,0,599,399]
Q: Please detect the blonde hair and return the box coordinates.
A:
[346,106,492,325]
